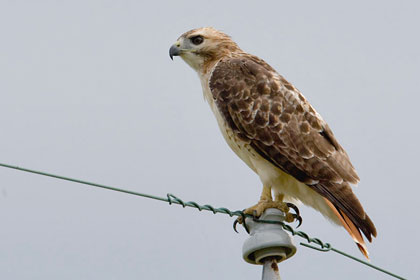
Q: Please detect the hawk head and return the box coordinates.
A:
[169,27,241,73]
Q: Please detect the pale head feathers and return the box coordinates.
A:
[174,27,242,74]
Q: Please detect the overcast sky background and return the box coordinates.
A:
[0,1,419,279]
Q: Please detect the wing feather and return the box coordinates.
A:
[209,55,376,244]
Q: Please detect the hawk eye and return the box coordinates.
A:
[190,35,204,45]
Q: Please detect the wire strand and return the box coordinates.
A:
[0,162,407,280]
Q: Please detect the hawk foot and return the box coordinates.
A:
[244,200,290,217]
[235,200,302,230]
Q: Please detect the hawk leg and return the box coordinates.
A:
[237,186,302,227]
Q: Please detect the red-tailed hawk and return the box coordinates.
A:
[169,27,376,258]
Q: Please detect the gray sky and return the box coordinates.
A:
[0,1,419,279]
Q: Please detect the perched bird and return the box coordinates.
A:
[169,27,376,258]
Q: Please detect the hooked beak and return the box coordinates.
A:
[169,44,181,60]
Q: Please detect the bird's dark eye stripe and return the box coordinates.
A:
[190,35,204,45]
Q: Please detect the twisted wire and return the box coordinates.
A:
[0,162,407,280]
[167,194,405,280]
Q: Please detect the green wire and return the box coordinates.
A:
[0,163,168,203]
[0,162,407,280]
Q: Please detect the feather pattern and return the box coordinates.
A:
[208,54,377,245]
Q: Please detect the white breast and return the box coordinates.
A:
[200,75,258,173]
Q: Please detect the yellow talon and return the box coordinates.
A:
[237,186,302,227]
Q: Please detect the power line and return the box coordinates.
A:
[0,162,407,280]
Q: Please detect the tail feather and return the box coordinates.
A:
[323,198,370,259]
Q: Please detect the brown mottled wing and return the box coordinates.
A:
[209,55,376,241]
